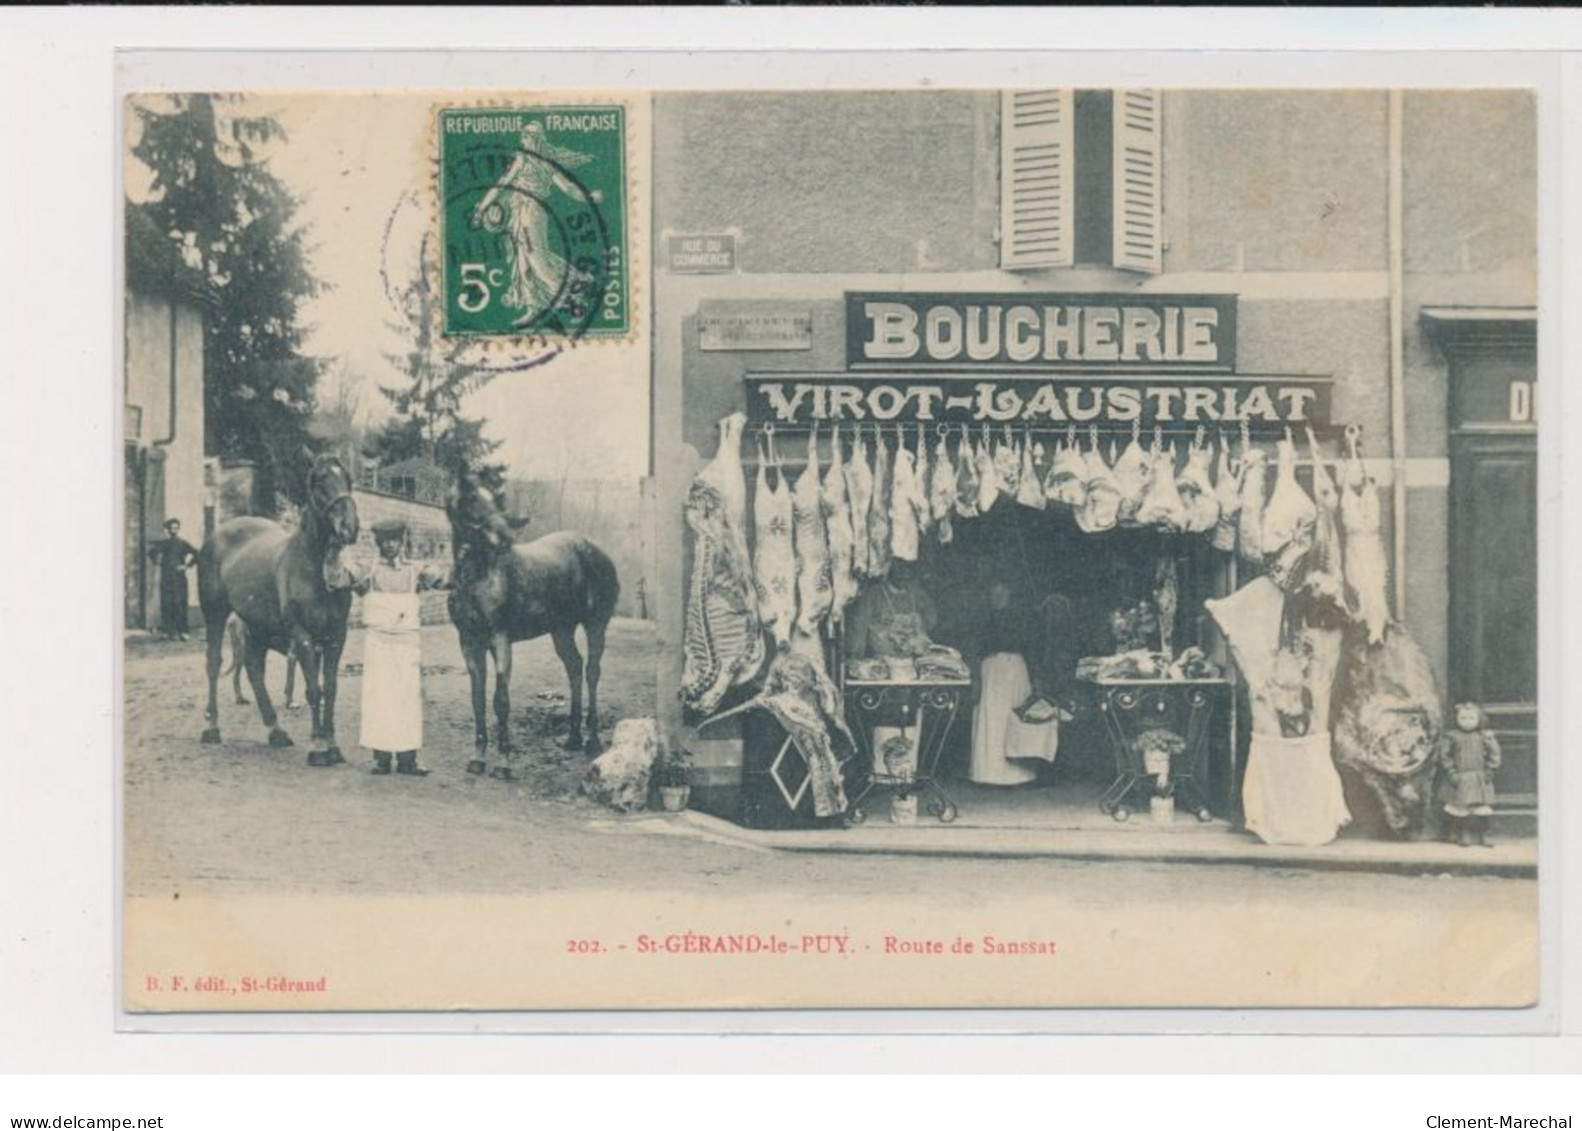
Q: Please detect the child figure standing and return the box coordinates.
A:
[354,520,447,777]
[1437,702,1502,848]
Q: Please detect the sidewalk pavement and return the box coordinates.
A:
[671,809,1538,879]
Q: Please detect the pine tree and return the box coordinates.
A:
[126,93,324,510]
[367,249,506,480]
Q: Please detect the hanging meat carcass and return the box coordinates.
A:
[1263,432,1318,591]
[868,425,893,579]
[993,426,1021,500]
[1177,436,1219,535]
[974,428,1001,515]
[930,427,956,544]
[954,425,980,521]
[681,413,767,715]
[822,423,858,628]
[1331,623,1444,836]
[1136,441,1188,531]
[753,431,797,650]
[1015,431,1046,510]
[913,423,934,537]
[1076,435,1121,534]
[1113,434,1152,526]
[1300,426,1346,611]
[889,425,926,564]
[1044,431,1089,509]
[1339,435,1391,646]
[792,423,833,638]
[1237,447,1270,565]
[1210,439,1242,553]
[844,424,875,579]
[702,651,854,818]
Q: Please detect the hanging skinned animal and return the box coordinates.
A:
[1154,555,1180,658]
[1137,441,1189,531]
[1263,432,1318,590]
[931,427,956,544]
[1177,437,1220,535]
[1340,441,1390,645]
[914,423,934,537]
[1113,434,1152,526]
[1210,439,1242,552]
[868,425,893,579]
[994,426,1021,499]
[1015,430,1046,510]
[822,423,859,628]
[1237,447,1270,565]
[1045,431,1089,509]
[889,426,924,564]
[701,651,854,819]
[792,422,833,637]
[974,428,1001,515]
[681,413,767,715]
[954,424,980,520]
[1331,623,1443,836]
[1300,426,1347,611]
[1076,434,1121,533]
[753,431,797,650]
[844,423,875,579]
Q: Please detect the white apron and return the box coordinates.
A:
[360,588,424,752]
[1242,732,1351,847]
[969,653,1049,786]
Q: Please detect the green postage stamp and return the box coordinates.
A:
[438,105,630,340]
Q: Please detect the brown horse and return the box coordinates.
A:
[446,467,620,776]
[197,455,360,764]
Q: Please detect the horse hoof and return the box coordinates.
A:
[234,697,250,706]
[562,735,584,752]
[489,766,516,782]
[323,746,345,766]
[466,760,488,776]
[268,730,294,748]
[200,728,222,745]
[306,750,331,767]
[584,737,603,756]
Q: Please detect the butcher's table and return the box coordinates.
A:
[1083,677,1230,822]
[842,676,971,824]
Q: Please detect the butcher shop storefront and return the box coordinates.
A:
[668,289,1452,846]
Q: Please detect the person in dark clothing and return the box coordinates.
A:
[148,518,199,639]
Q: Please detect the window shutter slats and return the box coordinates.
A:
[1112,89,1163,274]
[1001,89,1073,269]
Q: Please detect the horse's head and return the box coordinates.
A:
[447,465,521,555]
[306,455,359,549]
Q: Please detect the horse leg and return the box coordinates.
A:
[463,641,489,775]
[319,634,345,764]
[285,653,300,710]
[290,632,331,765]
[245,638,292,749]
[551,627,585,752]
[230,621,249,705]
[582,618,608,755]
[201,607,227,744]
[490,633,516,777]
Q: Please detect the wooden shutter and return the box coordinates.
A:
[1000,89,1073,270]
[1112,88,1163,274]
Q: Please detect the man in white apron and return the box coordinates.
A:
[354,521,447,776]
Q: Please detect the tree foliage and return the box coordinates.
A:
[127,93,324,509]
[366,253,506,480]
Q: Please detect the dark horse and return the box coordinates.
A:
[197,456,360,764]
[446,467,620,776]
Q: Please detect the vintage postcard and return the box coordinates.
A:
[121,84,1540,1016]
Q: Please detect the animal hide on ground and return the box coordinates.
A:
[580,718,659,812]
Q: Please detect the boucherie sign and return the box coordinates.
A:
[847,292,1237,371]
[745,374,1332,431]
